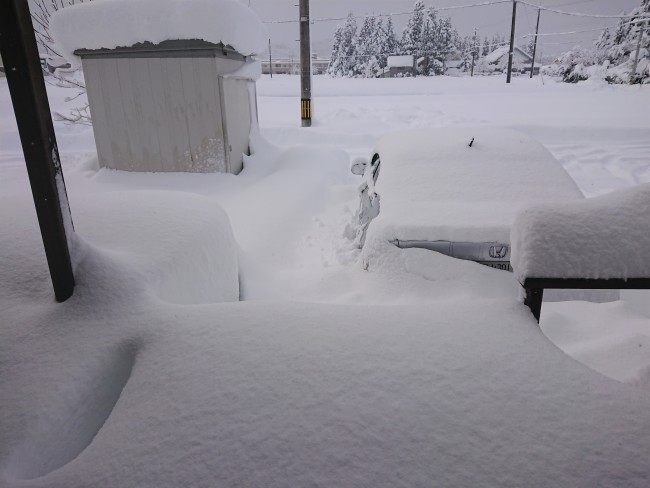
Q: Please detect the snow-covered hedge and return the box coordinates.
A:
[512,183,650,283]
[51,0,268,67]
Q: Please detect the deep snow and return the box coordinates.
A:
[1,73,650,486]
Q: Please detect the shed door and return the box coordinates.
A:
[220,77,253,175]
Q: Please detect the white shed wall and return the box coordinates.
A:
[83,54,254,174]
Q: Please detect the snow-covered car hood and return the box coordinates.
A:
[364,127,583,248]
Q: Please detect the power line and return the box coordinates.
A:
[263,0,512,25]
[519,19,646,39]
[518,1,650,20]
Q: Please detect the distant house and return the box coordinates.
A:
[261,58,298,75]
[383,55,415,77]
[261,55,330,75]
[482,46,534,74]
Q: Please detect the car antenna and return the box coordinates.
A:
[468,137,475,148]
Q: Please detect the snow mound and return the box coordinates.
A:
[512,183,650,282]
[0,189,240,305]
[50,0,268,67]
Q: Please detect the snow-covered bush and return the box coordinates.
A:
[544,2,650,84]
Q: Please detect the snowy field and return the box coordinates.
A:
[2,74,650,486]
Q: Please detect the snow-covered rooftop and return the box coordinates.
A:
[484,46,531,65]
[484,46,510,64]
[387,55,414,68]
[50,0,269,67]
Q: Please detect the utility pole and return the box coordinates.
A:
[631,18,648,83]
[269,39,273,78]
[0,0,75,302]
[299,0,312,127]
[507,0,518,84]
[530,8,541,79]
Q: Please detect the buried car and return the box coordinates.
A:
[354,127,583,270]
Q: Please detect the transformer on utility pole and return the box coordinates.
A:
[299,0,312,127]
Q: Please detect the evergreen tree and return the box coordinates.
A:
[328,13,358,77]
[482,37,490,57]
[526,37,536,57]
[327,25,344,77]
[354,15,382,77]
[437,16,456,66]
[401,1,426,57]
[383,16,400,58]
[458,35,473,72]
[419,9,437,75]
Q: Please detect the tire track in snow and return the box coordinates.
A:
[546,141,650,197]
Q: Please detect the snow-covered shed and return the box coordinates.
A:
[483,46,532,73]
[384,55,415,77]
[51,0,268,174]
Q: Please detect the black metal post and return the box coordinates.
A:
[507,0,517,84]
[524,287,543,323]
[0,0,75,302]
[530,8,541,79]
[299,0,312,127]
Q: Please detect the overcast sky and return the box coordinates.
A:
[247,0,642,58]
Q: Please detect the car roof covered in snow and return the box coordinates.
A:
[51,0,268,67]
[364,127,583,247]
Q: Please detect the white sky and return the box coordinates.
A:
[248,0,642,58]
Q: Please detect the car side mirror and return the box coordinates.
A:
[351,157,369,176]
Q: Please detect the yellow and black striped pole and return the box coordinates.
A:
[301,98,312,122]
[299,0,312,127]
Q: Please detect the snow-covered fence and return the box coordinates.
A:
[511,184,650,322]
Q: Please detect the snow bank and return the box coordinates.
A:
[51,0,268,67]
[0,189,240,305]
[363,127,583,256]
[512,183,650,282]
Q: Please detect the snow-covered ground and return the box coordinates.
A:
[1,74,650,486]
